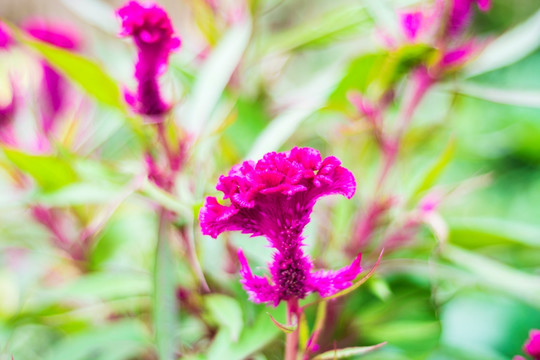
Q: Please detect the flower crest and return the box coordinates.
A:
[200,147,356,239]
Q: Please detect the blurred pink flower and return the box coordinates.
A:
[117,1,180,117]
[396,0,491,78]
[0,88,17,146]
[200,147,362,306]
[400,11,424,41]
[24,19,80,134]
[443,0,491,37]
[524,329,540,360]
[0,21,13,49]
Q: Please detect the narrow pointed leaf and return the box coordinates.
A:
[18,32,124,110]
[322,249,384,302]
[410,137,456,202]
[312,342,387,360]
[3,148,77,191]
[267,312,297,334]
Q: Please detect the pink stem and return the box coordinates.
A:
[377,69,433,193]
[285,298,300,360]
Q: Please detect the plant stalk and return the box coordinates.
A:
[285,298,300,360]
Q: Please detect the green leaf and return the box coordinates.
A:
[451,82,540,108]
[153,212,179,360]
[246,66,341,159]
[444,245,540,307]
[267,312,297,334]
[312,342,386,360]
[3,148,77,191]
[299,312,310,350]
[44,320,150,360]
[37,272,151,303]
[465,7,540,77]
[264,6,370,53]
[19,33,124,110]
[222,98,268,158]
[410,137,456,202]
[327,53,386,111]
[183,20,252,136]
[376,43,436,95]
[205,294,243,341]
[448,217,540,248]
[32,182,124,206]
[139,180,193,218]
[206,307,282,360]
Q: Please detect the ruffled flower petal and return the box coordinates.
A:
[199,147,356,242]
[237,249,278,305]
[310,253,362,298]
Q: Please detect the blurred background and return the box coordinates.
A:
[0,0,539,359]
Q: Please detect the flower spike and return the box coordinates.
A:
[117,1,180,117]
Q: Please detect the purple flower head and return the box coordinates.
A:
[199,147,362,306]
[24,19,80,134]
[117,1,180,117]
[0,21,13,49]
[524,329,540,360]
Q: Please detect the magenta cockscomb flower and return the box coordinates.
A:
[117,1,180,117]
[199,147,362,306]
[524,329,540,360]
[24,19,80,134]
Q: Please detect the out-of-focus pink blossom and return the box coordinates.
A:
[24,19,80,50]
[443,0,491,37]
[117,1,180,117]
[24,19,80,134]
[0,21,13,49]
[441,42,476,67]
[396,0,491,78]
[200,147,362,306]
[400,11,424,41]
[0,81,17,146]
[524,329,540,360]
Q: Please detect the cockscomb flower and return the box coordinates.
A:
[24,19,80,134]
[199,147,362,306]
[117,1,180,117]
[523,329,540,360]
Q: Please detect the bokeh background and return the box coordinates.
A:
[0,0,539,359]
